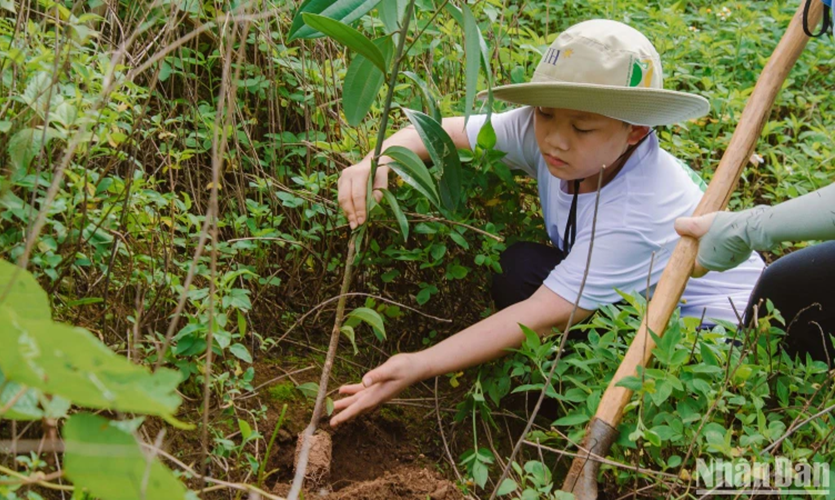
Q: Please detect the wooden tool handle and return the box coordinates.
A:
[596,0,824,429]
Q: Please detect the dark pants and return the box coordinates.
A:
[491,241,835,366]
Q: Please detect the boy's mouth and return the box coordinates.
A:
[544,154,568,167]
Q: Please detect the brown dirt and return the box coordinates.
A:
[273,464,463,500]
[294,430,332,490]
[272,405,466,498]
[323,465,463,500]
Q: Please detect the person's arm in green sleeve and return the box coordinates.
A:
[675,183,835,276]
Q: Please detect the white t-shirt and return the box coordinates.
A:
[466,107,764,323]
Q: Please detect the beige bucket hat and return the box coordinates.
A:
[480,19,710,126]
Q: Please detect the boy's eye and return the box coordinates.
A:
[573,125,593,134]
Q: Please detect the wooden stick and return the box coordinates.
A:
[562,2,824,498]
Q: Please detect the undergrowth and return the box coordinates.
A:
[0,0,833,499]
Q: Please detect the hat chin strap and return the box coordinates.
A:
[561,128,654,255]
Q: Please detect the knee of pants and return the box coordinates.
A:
[491,242,529,308]
[744,242,835,366]
[491,241,559,310]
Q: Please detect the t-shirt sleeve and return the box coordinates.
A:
[465,107,539,178]
[543,223,664,310]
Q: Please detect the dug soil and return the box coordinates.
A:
[257,358,467,499]
[270,412,464,499]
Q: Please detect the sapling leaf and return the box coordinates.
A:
[380,188,409,241]
[301,14,387,74]
[403,109,462,212]
[289,0,383,40]
[343,37,394,126]
[383,145,441,208]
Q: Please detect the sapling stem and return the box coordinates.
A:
[288,5,416,498]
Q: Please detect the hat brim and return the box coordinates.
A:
[477,82,709,126]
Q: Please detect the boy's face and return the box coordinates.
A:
[534,107,650,181]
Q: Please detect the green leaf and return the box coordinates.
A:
[644,429,662,447]
[0,259,51,321]
[553,412,590,426]
[229,343,253,363]
[237,310,247,337]
[402,71,441,123]
[615,375,644,392]
[340,325,359,355]
[223,288,252,311]
[0,369,43,420]
[649,380,673,406]
[346,307,386,340]
[700,342,720,366]
[213,330,232,350]
[63,413,190,500]
[692,378,712,396]
[462,3,481,123]
[496,478,518,496]
[238,418,252,440]
[667,455,682,468]
[289,0,383,40]
[477,118,497,150]
[67,297,104,307]
[296,382,319,399]
[416,285,437,305]
[520,324,540,349]
[300,14,387,74]
[403,109,462,212]
[447,264,468,279]
[472,459,489,488]
[378,0,406,34]
[8,127,62,172]
[449,231,470,250]
[381,269,400,283]
[344,37,394,126]
[0,307,182,418]
[380,189,408,242]
[383,145,441,208]
[444,3,493,90]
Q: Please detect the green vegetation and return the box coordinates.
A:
[1,0,833,499]
[267,382,298,403]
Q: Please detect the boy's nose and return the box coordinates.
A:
[547,126,570,151]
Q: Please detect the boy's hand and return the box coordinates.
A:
[329,352,429,428]
[337,160,389,229]
[674,213,717,278]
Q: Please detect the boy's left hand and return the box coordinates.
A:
[329,352,430,428]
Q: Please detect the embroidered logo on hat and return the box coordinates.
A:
[531,20,664,89]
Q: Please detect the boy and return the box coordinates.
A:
[330,20,764,427]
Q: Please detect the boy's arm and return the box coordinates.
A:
[329,285,592,427]
[338,116,470,229]
[419,285,592,376]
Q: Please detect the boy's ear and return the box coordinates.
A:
[626,125,651,145]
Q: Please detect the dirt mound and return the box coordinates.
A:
[272,409,466,499]
[294,430,332,489]
[324,466,463,500]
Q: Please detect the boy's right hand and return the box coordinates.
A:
[338,160,389,229]
[329,352,430,428]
